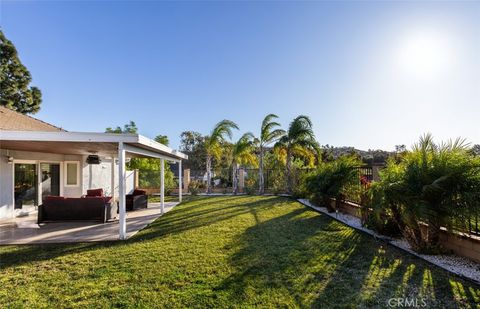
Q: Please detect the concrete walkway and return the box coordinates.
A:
[0,202,178,245]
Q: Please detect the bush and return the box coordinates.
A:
[269,169,286,195]
[306,155,361,212]
[370,135,480,253]
[245,173,258,195]
[188,180,204,196]
[291,168,313,198]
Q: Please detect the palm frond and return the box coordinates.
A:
[210,119,239,142]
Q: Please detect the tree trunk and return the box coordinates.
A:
[206,155,212,194]
[286,150,292,194]
[258,147,264,195]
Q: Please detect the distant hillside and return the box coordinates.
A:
[321,146,393,165]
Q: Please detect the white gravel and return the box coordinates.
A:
[297,198,480,284]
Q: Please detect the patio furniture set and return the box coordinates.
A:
[38,188,148,223]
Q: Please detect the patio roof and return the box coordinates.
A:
[0,130,187,162]
[1,130,186,240]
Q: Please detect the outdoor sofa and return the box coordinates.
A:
[38,189,117,223]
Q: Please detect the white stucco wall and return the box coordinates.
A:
[82,156,135,199]
[0,149,14,219]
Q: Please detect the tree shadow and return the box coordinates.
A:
[0,196,279,271]
[1,195,479,308]
[215,205,368,307]
[215,202,480,308]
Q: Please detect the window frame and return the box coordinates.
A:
[64,161,80,187]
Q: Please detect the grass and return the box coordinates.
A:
[1,196,479,308]
[147,195,181,203]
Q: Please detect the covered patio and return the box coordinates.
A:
[0,202,178,244]
[0,131,187,242]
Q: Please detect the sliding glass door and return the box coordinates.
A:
[40,163,61,198]
[14,162,61,216]
[14,163,38,213]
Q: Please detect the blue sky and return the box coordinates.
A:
[1,1,479,150]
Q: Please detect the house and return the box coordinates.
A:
[0,106,187,239]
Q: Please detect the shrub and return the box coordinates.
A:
[269,169,286,195]
[245,173,258,195]
[306,155,361,212]
[370,135,480,253]
[291,168,313,198]
[188,180,204,196]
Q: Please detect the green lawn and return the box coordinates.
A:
[1,196,479,308]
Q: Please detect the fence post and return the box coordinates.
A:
[238,168,245,192]
[134,169,139,188]
[372,164,381,182]
[183,168,190,193]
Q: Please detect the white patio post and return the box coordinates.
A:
[178,160,182,202]
[111,157,116,202]
[118,143,127,240]
[160,158,165,214]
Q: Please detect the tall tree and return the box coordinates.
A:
[105,122,175,191]
[231,133,257,194]
[154,135,169,146]
[105,121,138,134]
[275,115,319,194]
[0,30,42,114]
[179,131,207,172]
[204,120,239,194]
[256,114,285,194]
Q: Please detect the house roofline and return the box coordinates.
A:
[0,130,188,161]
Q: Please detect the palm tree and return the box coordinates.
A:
[231,133,257,194]
[275,115,318,194]
[204,120,239,194]
[371,134,480,252]
[256,114,285,195]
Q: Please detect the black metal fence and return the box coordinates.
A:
[454,207,480,236]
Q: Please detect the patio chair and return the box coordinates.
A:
[126,189,148,211]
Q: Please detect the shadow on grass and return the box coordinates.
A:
[1,195,479,308]
[0,196,278,270]
[215,201,480,308]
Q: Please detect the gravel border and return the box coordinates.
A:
[297,198,480,285]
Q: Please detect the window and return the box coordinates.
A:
[65,161,79,186]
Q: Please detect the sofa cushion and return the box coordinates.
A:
[132,189,147,196]
[44,195,65,201]
[87,188,104,197]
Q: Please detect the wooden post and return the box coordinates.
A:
[183,169,190,194]
[238,168,245,193]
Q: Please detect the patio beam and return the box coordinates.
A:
[123,144,181,162]
[118,142,127,240]
[160,158,165,214]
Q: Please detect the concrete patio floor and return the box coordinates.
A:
[0,202,179,245]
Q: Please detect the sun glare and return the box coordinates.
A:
[395,29,454,81]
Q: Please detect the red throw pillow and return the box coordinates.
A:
[87,188,104,197]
